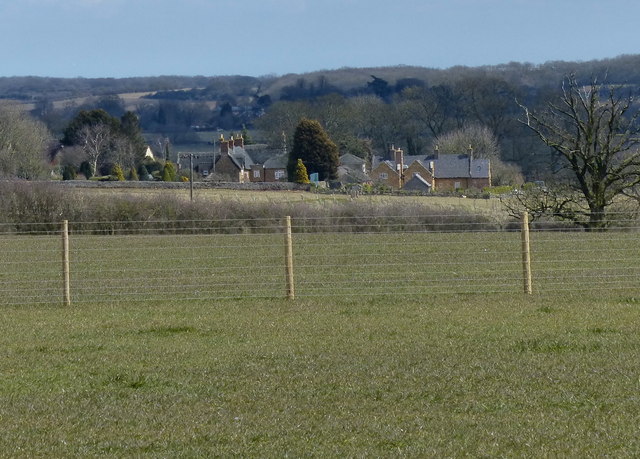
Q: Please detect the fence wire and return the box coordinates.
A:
[1,216,639,305]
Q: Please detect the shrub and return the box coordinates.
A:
[129,167,139,181]
[62,165,77,181]
[112,164,125,181]
[162,161,177,182]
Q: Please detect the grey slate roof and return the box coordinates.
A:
[263,155,288,168]
[339,153,366,167]
[403,173,432,191]
[373,153,489,179]
[229,148,255,169]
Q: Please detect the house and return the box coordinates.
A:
[370,145,491,191]
[262,155,288,182]
[337,153,370,184]
[202,134,254,182]
[339,153,367,174]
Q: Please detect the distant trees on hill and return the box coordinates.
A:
[5,54,640,183]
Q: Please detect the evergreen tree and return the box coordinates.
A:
[287,118,339,181]
[129,166,139,181]
[294,159,310,184]
[162,161,177,182]
[62,164,77,180]
[138,164,150,181]
[112,164,125,181]
[79,161,93,179]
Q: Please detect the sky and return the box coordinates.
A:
[1,0,639,78]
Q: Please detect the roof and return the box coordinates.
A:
[339,153,366,167]
[216,147,255,170]
[403,173,432,191]
[432,154,489,179]
[263,155,288,169]
[337,165,370,183]
[372,153,489,179]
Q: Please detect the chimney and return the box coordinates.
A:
[468,144,473,178]
[219,134,229,154]
[435,144,439,160]
[234,134,244,149]
[394,147,404,188]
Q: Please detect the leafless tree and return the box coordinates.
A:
[0,103,52,179]
[517,74,640,229]
[76,123,113,176]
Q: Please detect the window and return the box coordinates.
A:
[379,172,388,180]
[253,170,261,178]
[274,170,285,180]
[454,181,461,189]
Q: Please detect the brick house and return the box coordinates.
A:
[203,134,254,182]
[249,155,288,182]
[263,155,288,182]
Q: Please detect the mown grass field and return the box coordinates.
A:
[1,221,640,455]
[1,294,639,456]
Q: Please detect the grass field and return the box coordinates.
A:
[1,221,640,455]
[0,294,639,456]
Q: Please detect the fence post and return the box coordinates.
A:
[283,216,295,300]
[521,212,532,295]
[62,220,71,306]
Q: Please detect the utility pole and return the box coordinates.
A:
[189,153,194,202]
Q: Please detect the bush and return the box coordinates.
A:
[129,167,139,181]
[162,161,177,182]
[112,164,125,181]
[62,165,77,181]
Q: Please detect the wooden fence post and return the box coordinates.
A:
[521,212,532,295]
[62,220,71,306]
[283,216,295,300]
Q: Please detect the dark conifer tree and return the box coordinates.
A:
[287,118,339,181]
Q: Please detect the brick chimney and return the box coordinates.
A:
[219,134,229,154]
[434,144,439,160]
[233,134,244,149]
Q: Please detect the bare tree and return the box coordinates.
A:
[434,124,524,186]
[517,74,640,229]
[76,123,113,176]
[0,103,52,179]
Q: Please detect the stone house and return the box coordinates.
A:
[370,145,491,191]
[199,134,254,182]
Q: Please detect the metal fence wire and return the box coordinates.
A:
[1,214,639,306]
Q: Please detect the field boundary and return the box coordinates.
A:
[2,213,639,306]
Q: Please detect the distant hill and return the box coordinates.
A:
[2,54,640,103]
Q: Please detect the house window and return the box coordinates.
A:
[253,170,261,178]
[454,181,461,189]
[274,170,285,180]
[379,172,388,180]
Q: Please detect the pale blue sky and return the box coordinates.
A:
[1,0,638,78]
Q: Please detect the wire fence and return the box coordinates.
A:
[1,214,639,306]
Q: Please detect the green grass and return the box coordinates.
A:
[2,227,640,455]
[0,294,639,456]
